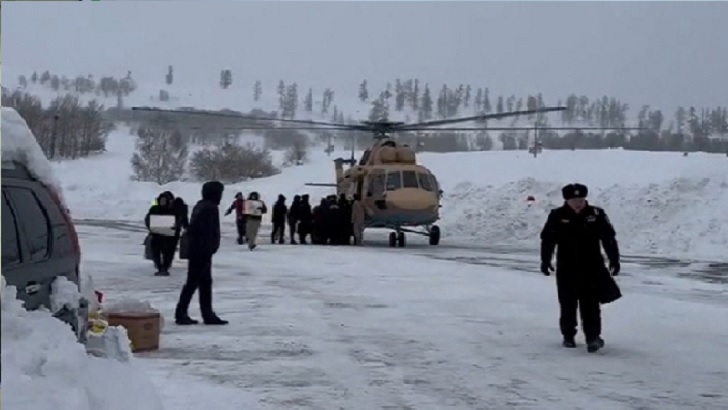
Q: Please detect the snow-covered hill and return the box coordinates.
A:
[52,127,728,262]
[8,77,583,129]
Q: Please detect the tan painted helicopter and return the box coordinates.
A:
[130,105,642,247]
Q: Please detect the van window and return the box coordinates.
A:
[33,186,73,255]
[6,187,52,261]
[417,172,434,191]
[2,192,22,266]
[402,170,419,188]
[385,171,402,191]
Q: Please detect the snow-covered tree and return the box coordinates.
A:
[131,125,189,185]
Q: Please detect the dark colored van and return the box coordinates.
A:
[1,159,88,341]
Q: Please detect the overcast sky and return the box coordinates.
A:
[2,1,727,112]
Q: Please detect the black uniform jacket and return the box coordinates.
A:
[540,203,620,279]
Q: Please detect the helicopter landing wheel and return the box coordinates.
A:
[388,232,397,247]
[396,231,406,247]
[429,225,441,246]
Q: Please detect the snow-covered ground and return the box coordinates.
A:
[5,105,728,409]
[79,221,728,409]
[53,126,728,262]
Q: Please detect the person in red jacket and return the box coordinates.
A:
[224,192,247,244]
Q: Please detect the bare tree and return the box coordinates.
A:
[283,134,309,166]
[130,123,189,185]
[2,90,112,159]
[190,140,279,183]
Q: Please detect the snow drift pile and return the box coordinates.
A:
[430,150,728,261]
[1,279,164,410]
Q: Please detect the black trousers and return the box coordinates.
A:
[236,217,247,243]
[271,220,285,243]
[151,235,177,271]
[175,254,214,319]
[298,221,311,243]
[557,276,601,341]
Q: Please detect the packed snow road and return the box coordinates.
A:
[78,221,728,409]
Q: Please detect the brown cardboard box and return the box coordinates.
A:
[106,312,161,353]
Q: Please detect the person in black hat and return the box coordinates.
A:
[539,183,621,353]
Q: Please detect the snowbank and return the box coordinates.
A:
[426,150,728,261]
[1,280,165,410]
[1,107,67,207]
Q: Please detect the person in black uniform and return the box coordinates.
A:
[297,194,313,244]
[144,191,178,276]
[540,183,620,353]
[287,195,302,244]
[271,194,288,244]
[174,181,228,326]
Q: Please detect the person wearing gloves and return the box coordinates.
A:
[224,192,247,245]
[144,191,178,276]
[244,191,267,250]
[539,183,620,353]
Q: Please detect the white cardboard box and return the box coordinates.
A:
[149,214,176,236]
[243,200,264,216]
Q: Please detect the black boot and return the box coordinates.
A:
[586,337,605,353]
[562,336,577,348]
[175,316,199,325]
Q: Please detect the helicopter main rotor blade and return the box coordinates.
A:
[395,106,567,130]
[130,106,355,129]
[391,126,647,132]
[184,126,357,131]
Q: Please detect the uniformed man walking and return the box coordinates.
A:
[540,183,621,353]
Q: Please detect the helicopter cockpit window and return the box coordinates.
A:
[429,174,440,190]
[402,170,419,188]
[417,172,434,191]
[385,171,402,191]
[367,172,386,197]
[359,150,372,165]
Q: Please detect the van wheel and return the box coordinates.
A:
[397,232,406,247]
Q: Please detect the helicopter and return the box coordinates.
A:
[129,105,643,247]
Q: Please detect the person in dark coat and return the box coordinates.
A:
[312,198,329,244]
[325,195,341,245]
[287,195,302,244]
[297,194,313,244]
[173,197,190,234]
[337,193,352,245]
[271,194,288,244]
[224,192,246,245]
[144,191,178,276]
[174,181,228,326]
[172,196,189,240]
[540,183,620,353]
